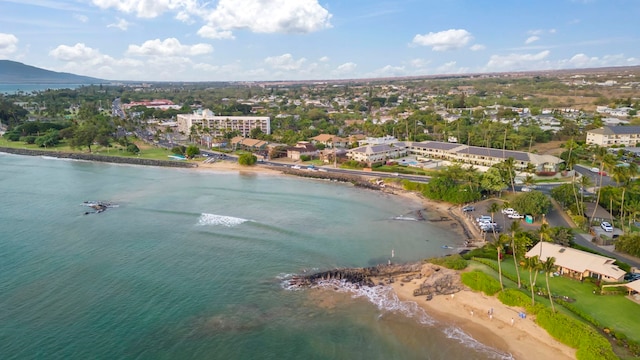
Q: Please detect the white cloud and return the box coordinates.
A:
[470,44,485,51]
[411,29,472,51]
[91,0,193,18]
[437,61,460,74]
[197,25,235,40]
[200,0,332,38]
[485,50,550,71]
[319,56,329,62]
[525,36,540,44]
[73,14,89,23]
[49,43,101,61]
[126,38,213,57]
[410,59,430,68]
[368,65,406,78]
[107,18,130,31]
[561,53,639,68]
[0,33,19,57]
[334,62,357,75]
[264,53,306,71]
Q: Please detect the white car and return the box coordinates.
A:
[600,221,613,232]
[521,186,532,192]
[508,212,525,219]
[590,167,599,173]
[502,208,515,215]
[476,215,492,223]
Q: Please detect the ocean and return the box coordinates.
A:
[0,84,85,94]
[0,154,512,359]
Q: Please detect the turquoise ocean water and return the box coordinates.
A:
[0,154,512,359]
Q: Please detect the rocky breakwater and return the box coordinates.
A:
[288,262,464,300]
[0,147,197,168]
[276,167,381,190]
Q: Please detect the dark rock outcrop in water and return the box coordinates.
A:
[290,262,465,301]
[0,147,197,168]
[289,262,423,288]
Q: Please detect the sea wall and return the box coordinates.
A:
[276,167,381,189]
[0,147,198,168]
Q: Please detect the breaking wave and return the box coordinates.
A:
[444,327,514,359]
[198,213,249,227]
[284,278,513,359]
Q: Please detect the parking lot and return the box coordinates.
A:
[459,199,532,240]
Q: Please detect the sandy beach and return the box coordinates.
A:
[389,265,576,360]
[198,160,576,359]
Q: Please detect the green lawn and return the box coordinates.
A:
[477,256,640,343]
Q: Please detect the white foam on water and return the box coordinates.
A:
[312,280,435,326]
[286,278,514,359]
[393,216,418,221]
[444,326,514,360]
[198,213,249,227]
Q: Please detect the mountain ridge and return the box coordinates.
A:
[0,60,106,84]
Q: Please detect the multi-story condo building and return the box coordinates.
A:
[346,140,562,172]
[586,126,640,147]
[177,109,270,138]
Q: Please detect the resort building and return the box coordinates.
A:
[525,242,625,282]
[346,143,408,164]
[177,109,270,138]
[586,126,640,147]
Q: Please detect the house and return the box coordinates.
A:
[230,137,269,151]
[584,203,612,224]
[310,134,349,148]
[525,242,625,282]
[287,141,319,160]
[586,126,640,147]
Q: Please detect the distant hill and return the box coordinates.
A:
[0,60,106,84]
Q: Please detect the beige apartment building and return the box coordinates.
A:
[177,109,270,138]
[586,126,640,147]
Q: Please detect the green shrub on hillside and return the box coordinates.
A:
[460,270,501,295]
[426,254,468,270]
[497,288,530,307]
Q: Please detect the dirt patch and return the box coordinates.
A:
[531,140,564,156]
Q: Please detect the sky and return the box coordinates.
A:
[1,0,639,82]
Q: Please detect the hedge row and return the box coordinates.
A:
[425,254,468,270]
[460,270,501,296]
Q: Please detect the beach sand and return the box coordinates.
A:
[389,266,577,360]
[195,160,576,359]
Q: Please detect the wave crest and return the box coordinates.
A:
[198,213,249,227]
[444,327,514,359]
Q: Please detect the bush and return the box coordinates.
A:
[497,288,530,307]
[460,270,501,295]
[126,144,140,154]
[238,153,257,166]
[300,155,311,161]
[427,254,468,270]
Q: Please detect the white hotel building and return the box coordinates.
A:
[176,109,270,138]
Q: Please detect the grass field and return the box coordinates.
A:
[476,257,640,343]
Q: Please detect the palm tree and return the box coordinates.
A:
[488,202,501,240]
[590,146,616,223]
[503,157,516,193]
[509,220,523,288]
[523,255,541,306]
[577,174,592,218]
[625,199,640,231]
[495,234,509,291]
[542,257,557,312]
[612,163,638,229]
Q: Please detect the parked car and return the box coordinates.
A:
[508,212,525,219]
[521,186,532,192]
[624,273,640,281]
[598,171,608,176]
[600,221,613,232]
[501,208,515,215]
[590,167,599,173]
[462,205,475,212]
[476,215,492,223]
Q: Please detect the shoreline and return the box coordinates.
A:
[386,265,577,360]
[7,148,567,357]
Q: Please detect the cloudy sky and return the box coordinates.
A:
[1,0,639,82]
